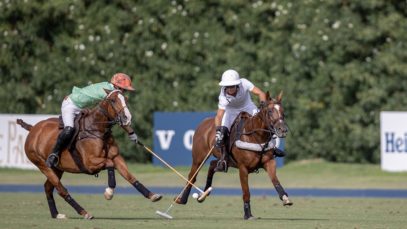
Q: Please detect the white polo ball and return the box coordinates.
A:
[192,193,199,199]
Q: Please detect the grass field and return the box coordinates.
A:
[1,194,406,229]
[1,160,407,228]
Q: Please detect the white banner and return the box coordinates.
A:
[0,114,55,170]
[380,112,407,172]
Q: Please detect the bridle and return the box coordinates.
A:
[97,90,127,126]
[266,100,285,136]
[241,100,286,139]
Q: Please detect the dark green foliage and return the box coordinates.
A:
[1,0,406,163]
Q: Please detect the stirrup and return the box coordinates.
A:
[214,160,228,173]
[46,153,60,168]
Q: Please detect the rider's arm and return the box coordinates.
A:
[250,86,267,102]
[215,109,225,127]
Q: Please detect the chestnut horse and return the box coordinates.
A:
[176,91,292,219]
[17,90,161,219]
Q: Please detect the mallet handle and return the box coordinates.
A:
[138,142,205,193]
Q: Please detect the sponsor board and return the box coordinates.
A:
[380,112,407,172]
[153,112,284,167]
[0,114,55,170]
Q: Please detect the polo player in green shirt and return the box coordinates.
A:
[46,73,137,167]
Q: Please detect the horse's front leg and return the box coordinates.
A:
[203,160,218,191]
[104,159,116,200]
[239,166,255,220]
[264,158,293,206]
[175,162,198,205]
[112,152,162,202]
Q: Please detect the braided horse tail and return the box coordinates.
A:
[16,119,33,131]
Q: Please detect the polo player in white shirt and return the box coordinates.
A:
[214,69,285,172]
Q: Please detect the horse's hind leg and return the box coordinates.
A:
[112,154,162,202]
[264,160,293,206]
[40,166,93,219]
[44,169,64,219]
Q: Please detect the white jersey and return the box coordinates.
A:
[218,78,255,110]
[218,78,258,129]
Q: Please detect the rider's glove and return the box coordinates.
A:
[128,132,138,143]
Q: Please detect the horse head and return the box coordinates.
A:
[261,91,288,138]
[99,89,132,127]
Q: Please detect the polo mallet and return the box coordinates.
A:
[155,145,214,219]
[137,141,210,195]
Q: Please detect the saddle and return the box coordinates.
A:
[229,112,252,151]
[219,112,252,167]
[58,109,110,175]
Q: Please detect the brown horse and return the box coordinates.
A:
[176,91,292,219]
[17,90,161,219]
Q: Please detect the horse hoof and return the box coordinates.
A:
[104,187,114,200]
[282,195,293,206]
[174,197,186,205]
[84,213,94,220]
[244,215,256,220]
[56,214,67,219]
[283,200,293,206]
[150,194,162,202]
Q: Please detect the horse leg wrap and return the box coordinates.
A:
[274,184,288,200]
[243,201,253,219]
[107,167,116,189]
[132,181,151,198]
[64,195,84,214]
[47,197,59,218]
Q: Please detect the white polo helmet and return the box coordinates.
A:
[219,69,241,86]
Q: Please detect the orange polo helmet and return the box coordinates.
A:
[111,73,135,91]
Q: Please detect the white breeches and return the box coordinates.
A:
[221,103,259,130]
[61,97,81,127]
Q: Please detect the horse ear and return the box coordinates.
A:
[266,91,271,100]
[277,90,283,102]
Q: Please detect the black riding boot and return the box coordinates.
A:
[273,147,286,157]
[46,126,75,168]
[214,126,229,173]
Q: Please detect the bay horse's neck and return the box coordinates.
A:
[248,109,270,140]
[84,103,115,133]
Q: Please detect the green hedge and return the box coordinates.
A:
[1,0,406,163]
